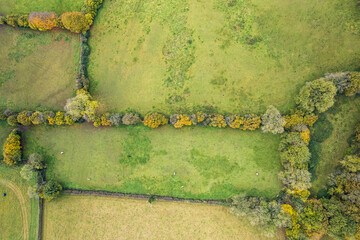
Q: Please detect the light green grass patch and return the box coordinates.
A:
[0,26,79,110]
[311,96,360,194]
[89,0,360,115]
[0,0,83,15]
[24,125,282,199]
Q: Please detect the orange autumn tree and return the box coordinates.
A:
[29,12,58,31]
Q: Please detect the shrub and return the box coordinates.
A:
[325,72,351,94]
[3,129,22,166]
[3,110,15,117]
[82,0,104,22]
[208,114,227,128]
[93,116,101,127]
[54,112,65,125]
[39,179,62,201]
[196,112,210,126]
[170,114,193,128]
[7,114,18,126]
[109,113,122,126]
[226,115,244,129]
[143,112,168,128]
[20,164,34,181]
[64,89,98,122]
[284,110,318,129]
[0,16,6,25]
[17,111,32,126]
[122,112,141,125]
[345,72,360,97]
[28,153,46,170]
[64,114,75,125]
[5,15,19,27]
[44,111,55,125]
[29,12,58,31]
[242,114,261,130]
[278,169,312,190]
[0,111,6,120]
[31,111,45,125]
[298,200,328,237]
[261,105,285,134]
[18,15,29,27]
[100,113,111,126]
[296,79,337,113]
[61,12,90,33]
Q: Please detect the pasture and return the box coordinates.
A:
[24,125,282,199]
[311,96,360,194]
[0,26,79,110]
[88,0,360,115]
[0,0,83,15]
[43,195,285,240]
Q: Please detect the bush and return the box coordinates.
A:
[44,111,55,125]
[296,79,337,113]
[20,164,34,181]
[284,110,318,129]
[109,113,122,126]
[5,15,19,27]
[208,114,227,128]
[28,153,46,170]
[298,200,328,237]
[54,112,65,125]
[3,129,22,166]
[325,72,351,94]
[122,112,141,125]
[170,114,193,128]
[64,89,98,122]
[226,115,244,129]
[61,12,90,33]
[31,111,45,125]
[0,16,6,25]
[143,112,168,128]
[17,15,29,27]
[7,114,18,126]
[278,169,312,190]
[345,72,360,97]
[261,105,285,134]
[64,113,75,125]
[17,111,32,126]
[242,114,261,130]
[82,0,104,22]
[39,179,62,201]
[29,12,58,31]
[196,112,210,126]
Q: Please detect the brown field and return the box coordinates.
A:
[43,194,285,240]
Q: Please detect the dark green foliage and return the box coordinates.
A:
[311,115,333,143]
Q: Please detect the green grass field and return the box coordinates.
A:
[43,195,285,240]
[311,96,360,194]
[88,0,360,115]
[24,125,282,199]
[0,0,83,15]
[0,26,79,111]
[0,121,12,155]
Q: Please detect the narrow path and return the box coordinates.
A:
[0,179,29,240]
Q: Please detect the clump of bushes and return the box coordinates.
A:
[64,89,98,122]
[122,112,141,125]
[208,114,227,128]
[61,11,91,33]
[28,12,58,31]
[3,129,22,166]
[170,114,194,128]
[143,112,168,128]
[82,0,104,24]
[284,110,318,129]
[261,105,285,134]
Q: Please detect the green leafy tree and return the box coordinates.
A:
[20,164,34,181]
[296,78,337,113]
[39,180,62,201]
[28,153,46,170]
[64,89,98,122]
[298,200,328,236]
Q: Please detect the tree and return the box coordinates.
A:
[7,114,18,126]
[20,164,34,181]
[29,12,58,31]
[17,111,32,126]
[28,153,46,170]
[3,129,22,166]
[64,114,75,125]
[64,89,98,122]
[122,112,140,125]
[324,72,351,94]
[109,113,122,126]
[31,111,45,125]
[61,12,91,33]
[39,180,62,201]
[298,200,328,236]
[143,112,168,128]
[261,105,285,134]
[54,112,65,125]
[345,72,360,97]
[296,79,337,113]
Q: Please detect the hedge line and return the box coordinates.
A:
[0,0,103,33]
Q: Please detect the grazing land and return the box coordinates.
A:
[0,26,78,111]
[88,0,360,115]
[24,125,282,199]
[43,195,285,240]
[0,0,83,15]
[311,96,360,194]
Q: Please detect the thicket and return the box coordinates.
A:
[61,12,90,33]
[3,129,22,166]
[28,12,58,31]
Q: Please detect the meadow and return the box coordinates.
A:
[0,26,79,111]
[88,0,360,115]
[0,0,83,15]
[24,125,282,199]
[311,96,360,195]
[43,194,285,240]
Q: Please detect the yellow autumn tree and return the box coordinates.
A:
[3,129,22,166]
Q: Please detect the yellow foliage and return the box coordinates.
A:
[64,115,75,125]
[229,116,244,129]
[242,115,261,131]
[29,12,58,31]
[300,129,311,145]
[284,110,318,129]
[55,112,65,125]
[47,116,55,125]
[3,130,21,166]
[93,117,101,127]
[174,114,192,128]
[101,115,111,126]
[209,114,227,128]
[197,112,206,123]
[143,112,168,128]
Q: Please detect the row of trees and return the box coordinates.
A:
[0,0,103,33]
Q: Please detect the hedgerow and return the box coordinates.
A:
[3,129,22,166]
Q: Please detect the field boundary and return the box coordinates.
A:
[63,189,228,205]
[37,198,43,240]
[0,179,29,240]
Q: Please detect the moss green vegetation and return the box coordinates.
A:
[0,0,83,15]
[24,125,282,199]
[0,166,39,240]
[43,195,285,240]
[0,26,79,110]
[88,0,360,115]
[311,96,360,195]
